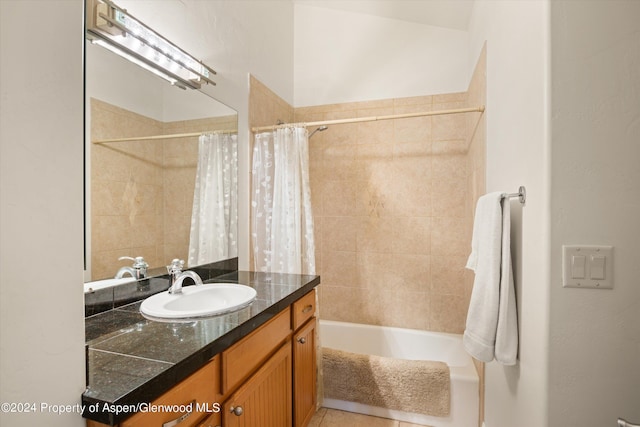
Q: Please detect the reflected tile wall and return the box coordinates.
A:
[90,99,235,280]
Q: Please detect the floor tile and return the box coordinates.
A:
[310,407,435,427]
[319,409,399,427]
[309,407,327,427]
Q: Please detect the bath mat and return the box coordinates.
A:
[322,347,450,417]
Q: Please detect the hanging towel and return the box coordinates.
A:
[463,192,518,365]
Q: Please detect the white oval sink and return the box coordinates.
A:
[140,283,257,320]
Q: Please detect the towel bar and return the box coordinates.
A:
[503,186,526,204]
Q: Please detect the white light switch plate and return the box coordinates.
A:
[562,245,613,289]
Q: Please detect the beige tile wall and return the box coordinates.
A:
[90,98,236,280]
[248,66,486,336]
[296,92,480,334]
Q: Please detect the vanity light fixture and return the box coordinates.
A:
[86,0,216,90]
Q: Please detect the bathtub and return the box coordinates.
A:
[319,320,479,427]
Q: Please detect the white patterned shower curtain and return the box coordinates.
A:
[251,127,316,275]
[188,132,238,267]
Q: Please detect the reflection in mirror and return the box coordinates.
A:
[85,40,238,283]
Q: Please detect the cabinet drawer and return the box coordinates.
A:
[292,290,316,331]
[121,357,219,427]
[222,307,291,394]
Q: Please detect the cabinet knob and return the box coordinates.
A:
[230,405,244,416]
[297,337,306,344]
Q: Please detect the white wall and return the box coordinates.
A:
[294,3,469,106]
[549,1,640,425]
[0,1,86,426]
[0,1,294,425]
[468,1,551,426]
[470,1,640,426]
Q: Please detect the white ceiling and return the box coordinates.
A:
[293,0,475,31]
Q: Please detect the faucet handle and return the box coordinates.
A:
[118,256,148,268]
[132,256,148,269]
[167,259,185,275]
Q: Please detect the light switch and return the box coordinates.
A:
[590,255,606,280]
[562,245,613,289]
[571,255,586,278]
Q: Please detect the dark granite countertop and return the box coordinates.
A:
[82,270,320,425]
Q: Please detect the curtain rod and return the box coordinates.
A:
[92,129,238,144]
[251,105,485,133]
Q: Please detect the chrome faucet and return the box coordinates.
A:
[167,259,203,294]
[115,256,148,280]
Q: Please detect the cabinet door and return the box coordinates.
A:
[293,318,316,427]
[224,341,292,427]
[195,412,221,427]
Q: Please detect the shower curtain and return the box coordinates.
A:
[251,127,316,275]
[188,132,238,267]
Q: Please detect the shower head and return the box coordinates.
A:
[309,125,328,138]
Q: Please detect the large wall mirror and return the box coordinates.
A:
[85,32,238,283]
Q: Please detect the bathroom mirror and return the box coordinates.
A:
[85,38,238,283]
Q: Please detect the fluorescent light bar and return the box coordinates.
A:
[91,39,186,89]
[86,0,216,90]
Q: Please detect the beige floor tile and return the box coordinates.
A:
[398,422,434,427]
[319,409,399,427]
[308,407,328,427]
[313,408,437,427]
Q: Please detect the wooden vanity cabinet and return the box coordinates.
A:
[293,317,316,427]
[86,289,318,427]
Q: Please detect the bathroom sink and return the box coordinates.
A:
[84,277,136,293]
[140,283,257,320]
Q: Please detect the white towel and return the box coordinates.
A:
[463,192,518,365]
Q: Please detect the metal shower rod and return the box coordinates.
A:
[251,105,485,133]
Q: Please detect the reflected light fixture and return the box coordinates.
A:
[86,0,216,90]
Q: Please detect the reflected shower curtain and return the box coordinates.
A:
[251,127,315,275]
[188,132,238,267]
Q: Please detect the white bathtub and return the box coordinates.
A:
[320,320,479,427]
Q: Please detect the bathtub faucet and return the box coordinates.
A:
[115,256,148,280]
[167,259,203,294]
